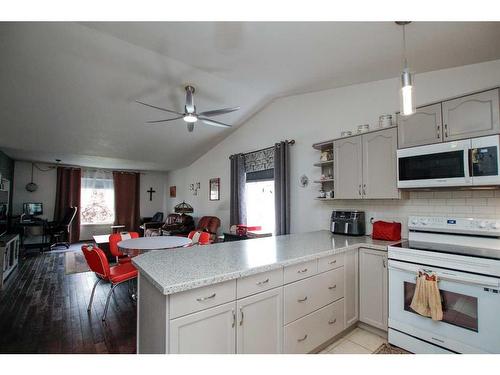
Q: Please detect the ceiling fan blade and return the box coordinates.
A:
[185,86,195,113]
[199,117,232,128]
[136,100,183,116]
[198,107,240,117]
[146,116,183,124]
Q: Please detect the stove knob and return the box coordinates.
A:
[420,219,428,226]
[491,222,500,230]
[411,218,418,225]
[479,221,487,229]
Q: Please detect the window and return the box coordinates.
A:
[245,178,275,234]
[80,170,115,225]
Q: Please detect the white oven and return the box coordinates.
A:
[388,216,500,354]
[388,259,500,354]
[397,135,500,188]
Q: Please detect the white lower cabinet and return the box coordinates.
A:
[284,298,345,354]
[236,288,283,354]
[359,248,388,331]
[169,301,236,354]
[344,249,359,328]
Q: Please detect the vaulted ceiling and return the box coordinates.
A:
[1,22,500,171]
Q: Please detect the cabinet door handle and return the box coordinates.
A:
[297,268,308,274]
[358,184,362,196]
[382,258,386,268]
[328,318,337,325]
[328,284,337,290]
[437,124,441,139]
[329,259,337,265]
[444,123,448,138]
[297,296,308,303]
[239,307,244,326]
[297,334,308,342]
[362,184,366,196]
[196,293,216,302]
[256,278,269,285]
[232,309,236,328]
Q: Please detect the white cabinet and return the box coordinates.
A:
[359,248,388,331]
[362,127,399,199]
[344,249,359,328]
[236,288,283,354]
[398,103,443,148]
[443,89,500,141]
[169,301,236,354]
[334,136,363,199]
[0,234,20,289]
[334,128,399,200]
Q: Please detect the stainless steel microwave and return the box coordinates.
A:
[397,135,500,188]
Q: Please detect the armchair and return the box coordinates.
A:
[145,213,195,237]
[140,212,164,236]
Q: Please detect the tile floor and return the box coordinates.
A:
[320,327,387,354]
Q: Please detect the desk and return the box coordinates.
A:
[16,219,49,253]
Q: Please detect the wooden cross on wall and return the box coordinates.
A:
[147,187,156,201]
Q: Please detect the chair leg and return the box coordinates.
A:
[102,283,119,321]
[87,278,101,312]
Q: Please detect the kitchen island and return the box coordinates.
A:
[132,230,396,354]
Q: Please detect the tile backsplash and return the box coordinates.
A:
[328,189,500,238]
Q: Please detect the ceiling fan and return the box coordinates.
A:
[136,85,240,132]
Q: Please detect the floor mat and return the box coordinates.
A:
[373,343,411,354]
[64,251,90,274]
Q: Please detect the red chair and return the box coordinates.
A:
[187,230,211,245]
[109,231,139,263]
[82,244,138,321]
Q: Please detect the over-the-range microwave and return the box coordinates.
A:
[397,135,500,188]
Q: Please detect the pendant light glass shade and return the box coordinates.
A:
[400,68,415,116]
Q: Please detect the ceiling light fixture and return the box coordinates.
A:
[396,21,415,116]
[183,114,198,123]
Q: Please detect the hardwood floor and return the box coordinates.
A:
[0,251,136,353]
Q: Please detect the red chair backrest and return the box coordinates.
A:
[187,231,211,245]
[109,232,139,257]
[82,244,110,279]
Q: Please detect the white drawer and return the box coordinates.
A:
[284,267,344,324]
[284,259,318,284]
[236,268,283,299]
[318,253,345,273]
[284,298,345,354]
[170,280,236,319]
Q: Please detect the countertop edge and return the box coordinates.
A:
[133,239,392,296]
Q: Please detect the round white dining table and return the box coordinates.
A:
[118,236,192,255]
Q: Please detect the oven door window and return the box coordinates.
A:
[404,282,478,332]
[398,150,465,181]
[471,147,498,177]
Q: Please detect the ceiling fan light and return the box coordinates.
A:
[183,114,198,123]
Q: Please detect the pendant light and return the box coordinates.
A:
[25,162,38,192]
[396,21,415,116]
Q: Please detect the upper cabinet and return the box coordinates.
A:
[334,136,363,199]
[398,103,443,149]
[397,88,500,148]
[334,128,399,200]
[442,89,500,141]
[362,127,399,199]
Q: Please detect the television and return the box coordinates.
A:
[23,202,43,216]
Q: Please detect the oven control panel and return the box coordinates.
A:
[409,216,500,236]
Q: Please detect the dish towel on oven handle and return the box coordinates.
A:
[410,271,443,321]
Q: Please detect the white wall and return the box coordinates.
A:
[165,59,500,237]
[12,160,169,239]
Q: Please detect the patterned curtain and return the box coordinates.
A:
[244,148,274,173]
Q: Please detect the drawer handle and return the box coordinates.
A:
[196,293,216,302]
[256,278,270,285]
[297,334,308,342]
[329,259,337,265]
[328,284,337,290]
[297,268,308,274]
[328,318,337,325]
[297,296,308,303]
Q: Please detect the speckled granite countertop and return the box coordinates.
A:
[132,230,400,295]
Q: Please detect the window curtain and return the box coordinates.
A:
[229,153,246,226]
[274,141,291,235]
[54,167,81,243]
[81,169,114,224]
[113,171,141,232]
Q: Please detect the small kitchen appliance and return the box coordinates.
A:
[388,216,500,354]
[330,210,365,236]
